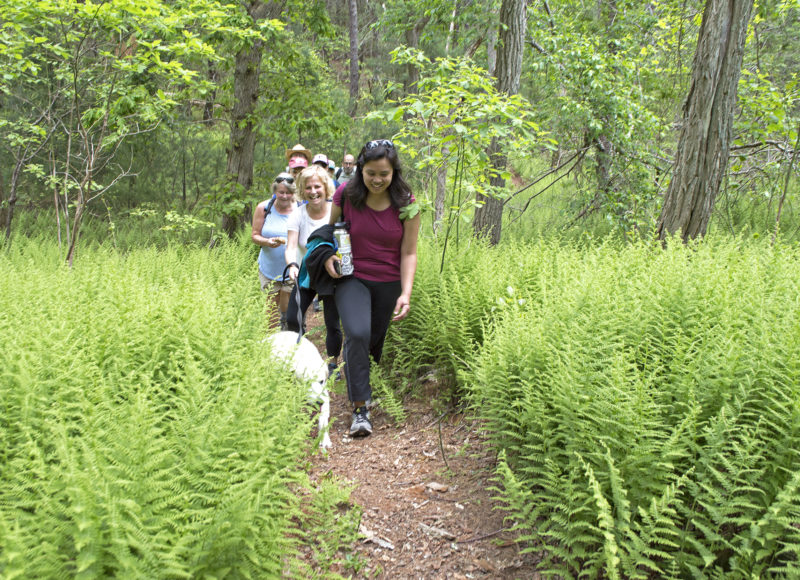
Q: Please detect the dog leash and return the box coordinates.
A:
[281,262,304,344]
[293,281,303,344]
[281,262,305,344]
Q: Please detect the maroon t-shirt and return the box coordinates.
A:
[333,186,413,282]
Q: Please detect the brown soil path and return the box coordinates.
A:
[301,311,543,579]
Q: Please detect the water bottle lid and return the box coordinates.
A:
[333,221,347,229]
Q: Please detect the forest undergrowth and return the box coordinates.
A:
[0,237,356,577]
[2,232,800,578]
[383,234,800,579]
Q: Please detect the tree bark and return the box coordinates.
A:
[222,39,263,237]
[486,24,497,77]
[434,143,450,234]
[222,1,281,238]
[594,0,617,204]
[3,159,24,243]
[656,0,754,243]
[403,17,430,96]
[348,0,359,116]
[472,0,526,244]
[0,169,6,241]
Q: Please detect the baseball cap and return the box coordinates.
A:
[312,153,329,167]
[288,156,308,169]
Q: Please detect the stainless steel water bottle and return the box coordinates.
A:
[333,222,354,276]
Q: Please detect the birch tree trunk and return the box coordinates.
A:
[656,0,754,242]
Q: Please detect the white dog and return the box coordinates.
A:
[265,331,332,449]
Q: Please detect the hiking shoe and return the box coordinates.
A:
[349,406,372,437]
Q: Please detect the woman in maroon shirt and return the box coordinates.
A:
[326,139,420,437]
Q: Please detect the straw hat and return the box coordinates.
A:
[285,144,312,163]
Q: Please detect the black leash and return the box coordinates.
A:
[281,262,304,344]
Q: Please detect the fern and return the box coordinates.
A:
[390,235,800,578]
[0,238,353,577]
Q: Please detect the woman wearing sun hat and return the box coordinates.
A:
[285,144,312,178]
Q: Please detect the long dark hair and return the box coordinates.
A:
[342,140,412,211]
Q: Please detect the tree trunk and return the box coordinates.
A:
[472,0,526,244]
[594,0,617,205]
[348,0,359,116]
[403,17,430,96]
[222,37,263,237]
[203,64,219,123]
[0,169,6,242]
[434,144,450,234]
[486,21,497,76]
[657,0,754,243]
[222,1,282,238]
[3,160,24,243]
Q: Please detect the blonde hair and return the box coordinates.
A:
[296,165,334,202]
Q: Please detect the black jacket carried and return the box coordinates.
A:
[301,224,339,297]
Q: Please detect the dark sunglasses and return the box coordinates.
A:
[275,175,294,184]
[365,139,394,150]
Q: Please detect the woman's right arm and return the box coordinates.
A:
[251,201,268,246]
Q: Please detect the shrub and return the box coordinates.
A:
[0,238,346,577]
[460,236,800,578]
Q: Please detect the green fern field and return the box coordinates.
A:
[5,234,800,578]
[390,236,800,578]
[0,239,343,578]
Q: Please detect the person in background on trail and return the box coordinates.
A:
[335,153,356,184]
[252,172,298,329]
[284,164,342,375]
[325,139,420,438]
[327,158,340,188]
[286,143,312,179]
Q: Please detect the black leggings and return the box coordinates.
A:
[285,285,342,360]
[334,276,401,403]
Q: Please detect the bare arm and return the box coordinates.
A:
[328,202,342,225]
[392,213,421,321]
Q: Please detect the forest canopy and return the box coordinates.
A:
[1,0,798,253]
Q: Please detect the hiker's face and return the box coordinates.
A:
[274,184,294,208]
[304,175,326,205]
[362,158,393,196]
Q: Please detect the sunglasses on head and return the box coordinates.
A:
[365,139,394,150]
[275,175,294,184]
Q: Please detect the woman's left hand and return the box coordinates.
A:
[392,295,411,321]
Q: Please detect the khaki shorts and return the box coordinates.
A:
[259,270,293,312]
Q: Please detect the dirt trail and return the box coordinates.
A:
[301,311,543,579]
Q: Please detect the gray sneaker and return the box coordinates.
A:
[349,406,372,437]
